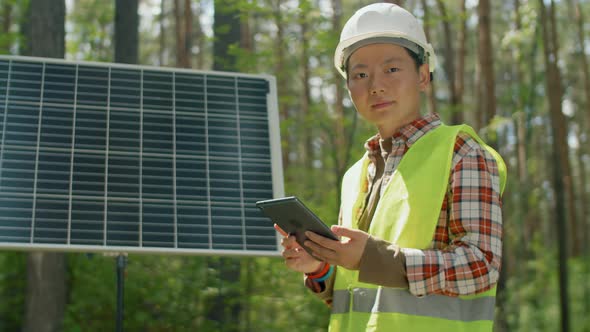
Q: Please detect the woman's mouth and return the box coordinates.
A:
[371,101,394,109]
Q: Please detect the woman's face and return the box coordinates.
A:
[346,43,429,137]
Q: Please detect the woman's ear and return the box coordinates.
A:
[418,63,430,91]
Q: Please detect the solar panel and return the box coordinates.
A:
[0,55,284,256]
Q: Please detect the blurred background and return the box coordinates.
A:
[0,0,589,331]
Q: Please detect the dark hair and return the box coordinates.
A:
[405,48,422,70]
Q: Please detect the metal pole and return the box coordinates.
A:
[116,254,127,332]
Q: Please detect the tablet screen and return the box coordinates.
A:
[256,196,338,255]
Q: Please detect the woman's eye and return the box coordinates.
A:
[387,67,399,73]
[354,72,367,79]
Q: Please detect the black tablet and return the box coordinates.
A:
[256,196,338,255]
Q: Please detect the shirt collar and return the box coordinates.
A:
[364,113,442,156]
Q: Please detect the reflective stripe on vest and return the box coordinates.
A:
[330,124,507,332]
[331,288,495,321]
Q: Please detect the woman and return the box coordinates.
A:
[276,3,506,332]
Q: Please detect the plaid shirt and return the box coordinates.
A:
[306,112,503,299]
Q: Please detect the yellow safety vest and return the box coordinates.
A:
[330,124,507,332]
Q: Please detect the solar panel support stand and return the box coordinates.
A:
[116,254,128,332]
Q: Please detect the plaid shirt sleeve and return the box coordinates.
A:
[403,133,503,297]
[304,271,334,306]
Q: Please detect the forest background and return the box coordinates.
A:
[0,0,589,331]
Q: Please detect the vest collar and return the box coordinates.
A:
[364,112,443,157]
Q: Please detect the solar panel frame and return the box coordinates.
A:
[0,55,284,257]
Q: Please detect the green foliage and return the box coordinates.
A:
[242,257,330,332]
[502,243,590,332]
[0,32,19,54]
[62,254,117,331]
[66,0,114,61]
[0,252,26,331]
[0,0,28,55]
[57,254,329,331]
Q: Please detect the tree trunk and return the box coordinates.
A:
[474,4,502,328]
[551,0,579,257]
[24,0,65,58]
[239,4,252,52]
[571,0,590,126]
[174,0,183,67]
[213,0,240,72]
[498,10,526,330]
[2,2,10,33]
[494,145,509,332]
[477,0,496,129]
[455,0,467,123]
[420,0,437,115]
[1,1,12,53]
[114,0,138,64]
[242,258,254,332]
[570,0,590,320]
[520,0,543,252]
[574,124,590,329]
[173,0,192,68]
[574,124,588,245]
[22,1,67,332]
[436,0,460,124]
[272,0,290,172]
[539,1,571,331]
[331,0,351,205]
[23,253,67,332]
[183,0,192,68]
[194,3,205,69]
[299,0,312,171]
[174,0,188,68]
[570,0,590,258]
[512,0,530,249]
[159,0,166,66]
[209,1,243,330]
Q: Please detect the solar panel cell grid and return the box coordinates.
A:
[0,56,282,256]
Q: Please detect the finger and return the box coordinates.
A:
[282,247,305,259]
[281,235,299,249]
[304,239,335,262]
[280,235,293,245]
[305,231,340,250]
[331,225,361,239]
[274,223,289,237]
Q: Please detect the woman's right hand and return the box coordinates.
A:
[274,224,324,274]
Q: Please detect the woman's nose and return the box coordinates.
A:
[370,76,386,94]
[371,85,385,94]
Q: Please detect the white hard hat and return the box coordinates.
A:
[334,3,437,78]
